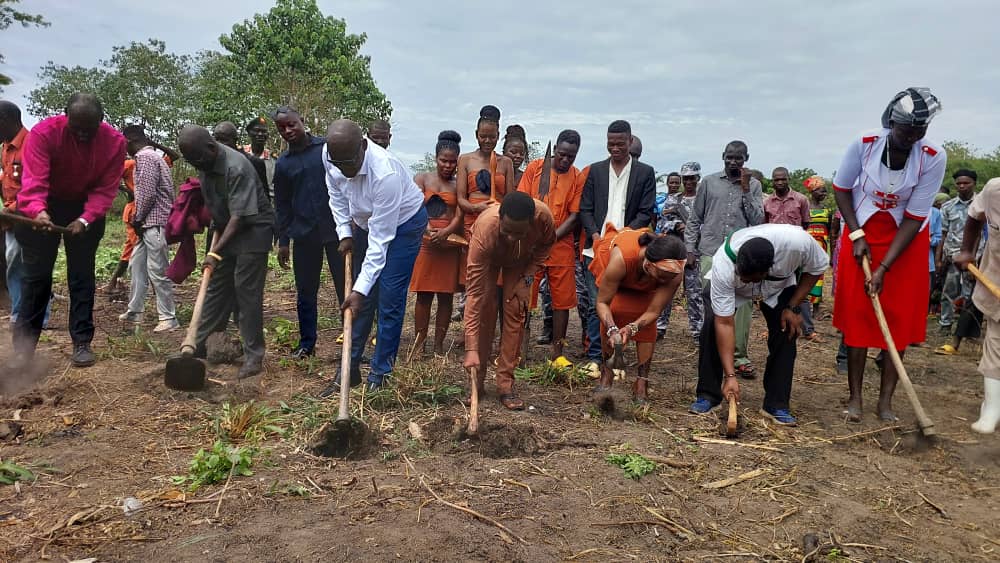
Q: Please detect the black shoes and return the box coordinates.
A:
[71,343,96,367]
[237,358,263,379]
[290,347,315,360]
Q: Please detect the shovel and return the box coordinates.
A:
[969,264,1000,300]
[726,393,739,438]
[312,252,373,458]
[862,257,936,438]
[164,233,219,391]
[467,367,480,435]
[0,212,72,235]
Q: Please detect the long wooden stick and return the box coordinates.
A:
[0,212,71,234]
[420,476,527,544]
[862,258,936,436]
[969,264,1000,301]
[467,367,479,435]
[338,253,353,422]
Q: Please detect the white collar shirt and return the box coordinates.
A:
[707,223,830,316]
[324,141,424,296]
[832,128,947,228]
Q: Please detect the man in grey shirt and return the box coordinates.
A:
[178,124,275,379]
[685,140,764,377]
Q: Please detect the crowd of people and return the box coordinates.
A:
[0,86,998,435]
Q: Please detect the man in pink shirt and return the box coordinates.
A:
[763,167,810,229]
[12,93,126,368]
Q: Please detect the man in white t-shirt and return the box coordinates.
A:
[688,224,828,426]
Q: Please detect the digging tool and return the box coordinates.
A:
[467,367,480,435]
[313,252,373,458]
[0,212,71,235]
[726,393,739,438]
[862,257,937,437]
[164,233,219,391]
[969,264,1000,301]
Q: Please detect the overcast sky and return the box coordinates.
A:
[3,0,999,179]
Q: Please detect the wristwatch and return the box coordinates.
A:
[789,304,802,314]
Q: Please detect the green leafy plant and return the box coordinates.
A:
[515,362,589,388]
[0,461,34,485]
[266,317,298,350]
[266,481,311,498]
[605,452,657,480]
[213,401,285,443]
[172,440,255,491]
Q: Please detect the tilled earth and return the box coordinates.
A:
[1,275,998,562]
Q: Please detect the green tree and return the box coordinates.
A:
[202,0,391,135]
[789,167,818,195]
[0,0,49,90]
[941,141,1000,196]
[27,39,194,141]
[410,152,437,175]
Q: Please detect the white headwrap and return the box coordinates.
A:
[881,87,942,128]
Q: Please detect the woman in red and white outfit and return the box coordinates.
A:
[833,88,947,422]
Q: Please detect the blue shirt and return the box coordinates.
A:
[928,206,942,272]
[273,135,338,246]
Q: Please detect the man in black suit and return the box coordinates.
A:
[578,120,656,375]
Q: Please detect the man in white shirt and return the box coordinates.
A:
[688,224,828,426]
[578,120,657,373]
[320,119,427,394]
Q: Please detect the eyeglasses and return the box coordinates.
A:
[327,143,364,167]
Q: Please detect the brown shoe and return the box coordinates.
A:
[499,393,525,410]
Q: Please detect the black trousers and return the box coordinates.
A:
[696,283,798,411]
[13,200,105,354]
[293,235,345,351]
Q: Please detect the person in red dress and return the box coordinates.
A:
[833,87,946,422]
[409,131,464,356]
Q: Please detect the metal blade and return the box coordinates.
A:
[537,141,553,199]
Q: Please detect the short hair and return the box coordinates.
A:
[499,191,535,221]
[368,118,390,131]
[0,100,21,122]
[122,124,146,142]
[271,106,300,120]
[556,129,581,146]
[735,238,775,276]
[435,130,461,155]
[608,120,631,135]
[725,140,748,156]
[245,116,267,132]
[65,92,103,117]
[772,166,789,176]
[666,171,681,181]
[638,232,686,261]
[477,105,501,129]
[953,168,978,181]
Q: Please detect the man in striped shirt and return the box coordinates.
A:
[118,126,178,332]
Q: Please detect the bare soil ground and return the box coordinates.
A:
[1,270,999,562]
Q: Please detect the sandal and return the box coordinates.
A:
[499,393,525,410]
[736,364,756,380]
[935,344,957,355]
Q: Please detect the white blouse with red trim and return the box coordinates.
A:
[832,128,947,228]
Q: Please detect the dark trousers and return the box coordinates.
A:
[194,243,269,363]
[696,283,798,411]
[13,201,105,355]
[347,209,427,385]
[293,236,345,351]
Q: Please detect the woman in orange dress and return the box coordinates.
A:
[503,124,528,188]
[590,226,686,402]
[457,105,515,241]
[410,131,464,355]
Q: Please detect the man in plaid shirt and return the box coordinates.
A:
[118,126,178,332]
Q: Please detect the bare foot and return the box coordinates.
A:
[844,398,863,423]
[877,404,898,422]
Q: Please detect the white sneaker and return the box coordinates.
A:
[972,377,1000,434]
[118,311,142,324]
[153,319,180,333]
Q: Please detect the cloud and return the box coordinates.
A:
[1,0,997,179]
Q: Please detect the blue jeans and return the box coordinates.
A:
[293,236,345,352]
[581,255,603,361]
[348,208,427,385]
[6,231,51,326]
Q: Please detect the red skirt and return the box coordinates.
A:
[833,211,929,350]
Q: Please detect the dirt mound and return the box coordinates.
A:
[420,415,552,458]
[309,419,378,459]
